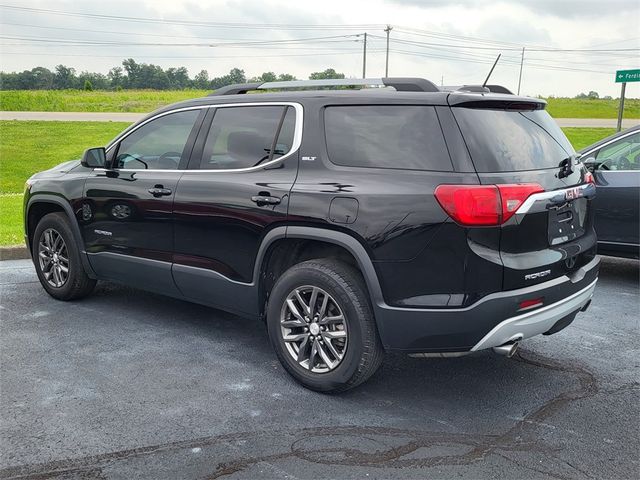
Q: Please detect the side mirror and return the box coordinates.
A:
[81,147,106,168]
[581,156,597,172]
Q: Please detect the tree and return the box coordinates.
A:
[30,67,55,89]
[251,71,277,82]
[210,68,246,89]
[193,70,209,89]
[277,73,297,81]
[309,68,345,80]
[166,67,190,89]
[108,67,124,89]
[84,80,93,91]
[78,72,108,90]
[53,65,76,89]
[587,90,599,99]
[122,58,141,88]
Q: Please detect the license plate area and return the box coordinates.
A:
[548,198,587,246]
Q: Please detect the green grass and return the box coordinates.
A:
[0,89,208,113]
[0,121,622,245]
[1,90,639,118]
[562,127,616,150]
[0,194,24,246]
[545,97,639,119]
[0,121,130,194]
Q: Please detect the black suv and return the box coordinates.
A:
[24,78,599,392]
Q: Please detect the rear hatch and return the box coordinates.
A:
[450,96,597,290]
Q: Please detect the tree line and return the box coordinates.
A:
[0,59,346,91]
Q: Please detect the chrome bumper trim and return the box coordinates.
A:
[471,278,598,351]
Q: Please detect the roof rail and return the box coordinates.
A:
[208,77,440,96]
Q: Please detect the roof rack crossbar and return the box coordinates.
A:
[208,77,440,96]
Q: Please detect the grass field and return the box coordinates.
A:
[0,194,23,246]
[0,121,129,194]
[545,97,639,119]
[1,89,639,118]
[0,121,620,245]
[0,90,209,113]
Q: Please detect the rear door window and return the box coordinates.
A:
[452,108,574,172]
[324,105,453,171]
[199,105,295,170]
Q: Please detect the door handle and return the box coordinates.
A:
[148,185,172,197]
[251,195,281,206]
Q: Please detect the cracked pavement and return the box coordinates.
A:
[0,256,638,479]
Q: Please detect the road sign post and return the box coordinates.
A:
[615,69,640,132]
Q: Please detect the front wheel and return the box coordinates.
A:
[32,212,96,301]
[267,259,384,392]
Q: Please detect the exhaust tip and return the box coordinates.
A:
[492,342,519,358]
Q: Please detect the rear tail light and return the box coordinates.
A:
[434,183,544,226]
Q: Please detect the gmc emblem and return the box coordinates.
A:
[565,187,582,200]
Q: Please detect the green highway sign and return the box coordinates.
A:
[615,69,640,83]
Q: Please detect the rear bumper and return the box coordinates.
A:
[373,255,600,352]
[470,278,596,351]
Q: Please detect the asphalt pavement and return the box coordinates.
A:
[1,111,640,128]
[0,256,638,479]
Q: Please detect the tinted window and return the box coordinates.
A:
[453,108,574,172]
[115,110,200,170]
[200,106,295,170]
[324,106,453,171]
[594,132,640,171]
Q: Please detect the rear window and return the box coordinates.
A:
[453,108,575,172]
[324,106,453,171]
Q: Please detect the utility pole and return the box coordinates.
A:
[617,81,626,132]
[384,25,392,77]
[517,47,525,95]
[362,32,367,78]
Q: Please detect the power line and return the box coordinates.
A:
[0,4,384,30]
[0,33,362,48]
[389,48,613,75]
[0,21,280,42]
[0,50,384,59]
[374,34,639,54]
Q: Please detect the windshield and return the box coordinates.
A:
[453,108,575,172]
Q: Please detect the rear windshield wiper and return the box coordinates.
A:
[557,157,574,179]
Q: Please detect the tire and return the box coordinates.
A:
[32,212,96,301]
[266,259,384,392]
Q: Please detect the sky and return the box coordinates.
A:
[0,0,639,98]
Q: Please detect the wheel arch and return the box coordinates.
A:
[255,226,385,318]
[26,195,96,278]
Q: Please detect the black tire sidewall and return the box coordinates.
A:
[32,213,84,300]
[267,262,372,392]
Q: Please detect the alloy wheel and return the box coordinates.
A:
[280,285,348,373]
[37,228,69,288]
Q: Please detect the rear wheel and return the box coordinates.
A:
[33,213,96,301]
[267,259,384,392]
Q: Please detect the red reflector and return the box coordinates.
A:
[434,183,544,226]
[519,297,544,310]
[584,171,595,184]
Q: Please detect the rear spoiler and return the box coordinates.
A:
[447,94,547,110]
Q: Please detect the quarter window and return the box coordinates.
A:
[199,106,296,170]
[114,110,200,170]
[324,106,453,171]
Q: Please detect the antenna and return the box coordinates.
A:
[482,54,501,88]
